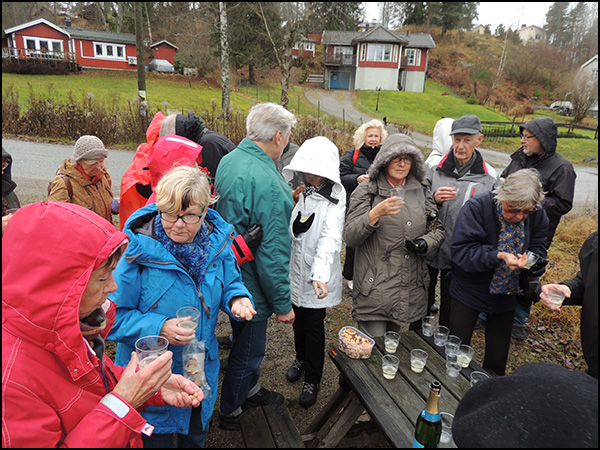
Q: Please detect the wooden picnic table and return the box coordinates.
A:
[303,330,490,448]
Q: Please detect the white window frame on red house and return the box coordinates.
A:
[23,35,64,56]
[404,48,421,66]
[93,41,126,60]
[367,43,393,62]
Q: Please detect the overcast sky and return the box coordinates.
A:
[364,2,554,31]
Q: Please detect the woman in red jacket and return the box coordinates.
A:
[2,201,203,448]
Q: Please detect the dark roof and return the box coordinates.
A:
[60,26,136,45]
[322,26,434,48]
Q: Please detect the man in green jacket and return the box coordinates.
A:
[215,102,297,430]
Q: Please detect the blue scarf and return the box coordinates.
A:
[154,215,211,289]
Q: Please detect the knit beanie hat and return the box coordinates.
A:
[452,362,598,448]
[72,136,108,162]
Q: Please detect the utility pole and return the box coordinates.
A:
[134,2,147,126]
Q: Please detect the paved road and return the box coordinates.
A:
[303,88,598,211]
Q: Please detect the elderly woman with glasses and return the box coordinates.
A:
[107,165,255,448]
[449,168,549,376]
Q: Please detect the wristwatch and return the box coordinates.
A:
[100,393,130,419]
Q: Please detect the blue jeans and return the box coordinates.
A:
[219,318,269,416]
[141,404,207,448]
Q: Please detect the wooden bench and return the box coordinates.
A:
[239,404,305,448]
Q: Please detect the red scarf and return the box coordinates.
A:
[75,164,102,184]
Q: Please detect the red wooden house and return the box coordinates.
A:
[2,18,156,71]
[150,40,178,65]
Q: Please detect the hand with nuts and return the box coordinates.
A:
[160,372,204,408]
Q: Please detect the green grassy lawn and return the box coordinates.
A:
[355,80,598,165]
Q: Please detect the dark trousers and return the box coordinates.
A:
[292,305,326,385]
[427,266,453,327]
[342,246,355,280]
[448,297,515,376]
[141,403,207,448]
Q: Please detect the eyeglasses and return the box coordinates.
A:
[521,133,537,141]
[160,208,207,225]
[504,206,536,216]
[390,156,412,165]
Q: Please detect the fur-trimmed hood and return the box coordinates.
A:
[367,133,426,182]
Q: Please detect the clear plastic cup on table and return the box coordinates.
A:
[422,315,436,337]
[434,325,450,347]
[470,371,490,386]
[384,331,401,354]
[440,412,454,444]
[410,348,428,373]
[444,335,461,358]
[457,344,475,368]
[382,354,400,379]
[446,360,461,378]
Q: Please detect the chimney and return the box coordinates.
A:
[65,17,71,27]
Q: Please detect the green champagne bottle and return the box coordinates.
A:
[413,380,442,448]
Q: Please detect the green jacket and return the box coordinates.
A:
[214,138,294,321]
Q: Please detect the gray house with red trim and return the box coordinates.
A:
[321,26,435,92]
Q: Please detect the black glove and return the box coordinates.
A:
[523,255,549,277]
[292,211,315,237]
[242,224,263,249]
[405,239,428,255]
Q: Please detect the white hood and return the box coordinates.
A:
[283,136,342,192]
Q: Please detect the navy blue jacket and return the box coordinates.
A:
[450,191,549,314]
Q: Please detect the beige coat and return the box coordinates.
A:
[344,135,445,327]
[48,159,113,222]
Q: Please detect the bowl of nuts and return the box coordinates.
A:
[338,326,375,359]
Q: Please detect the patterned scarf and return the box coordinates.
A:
[154,215,211,289]
[489,202,525,295]
[302,181,326,198]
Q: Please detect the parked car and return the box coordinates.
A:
[148,59,174,73]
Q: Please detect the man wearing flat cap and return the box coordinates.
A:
[49,135,116,222]
[425,114,498,326]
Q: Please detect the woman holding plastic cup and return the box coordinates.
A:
[108,166,256,447]
[344,134,444,338]
[2,201,203,448]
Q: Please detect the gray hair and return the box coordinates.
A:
[155,166,217,214]
[353,119,388,149]
[246,102,297,142]
[159,114,177,137]
[494,168,545,209]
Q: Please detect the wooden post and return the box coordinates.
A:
[134,2,147,128]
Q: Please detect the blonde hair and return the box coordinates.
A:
[155,166,217,214]
[353,119,388,149]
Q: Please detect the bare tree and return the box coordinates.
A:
[219,2,230,117]
[570,72,598,122]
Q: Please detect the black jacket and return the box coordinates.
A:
[501,118,576,245]
[2,147,20,215]
[562,231,598,379]
[175,112,236,180]
[339,144,380,206]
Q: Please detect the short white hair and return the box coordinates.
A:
[246,103,297,142]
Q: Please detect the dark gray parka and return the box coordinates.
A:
[344,134,445,327]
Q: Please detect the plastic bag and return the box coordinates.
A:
[182,338,211,399]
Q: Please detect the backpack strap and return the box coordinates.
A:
[352,147,360,165]
[49,174,73,199]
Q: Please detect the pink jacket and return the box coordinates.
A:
[2,201,161,448]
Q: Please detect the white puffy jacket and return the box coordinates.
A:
[283,137,346,309]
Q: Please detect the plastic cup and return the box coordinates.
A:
[410,349,428,373]
[470,371,491,386]
[422,315,436,337]
[382,354,400,379]
[434,325,450,347]
[177,306,201,330]
[547,287,565,307]
[384,331,401,354]
[457,344,475,368]
[446,360,461,378]
[390,185,405,201]
[444,335,461,358]
[135,335,169,368]
[524,251,539,270]
[440,412,454,444]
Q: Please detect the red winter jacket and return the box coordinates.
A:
[2,201,162,448]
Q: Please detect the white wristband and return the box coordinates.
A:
[100,393,130,419]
